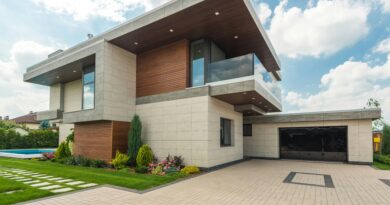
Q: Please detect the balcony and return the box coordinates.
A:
[206,54,282,115]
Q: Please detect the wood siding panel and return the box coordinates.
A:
[74,121,130,162]
[136,39,189,97]
[111,121,130,158]
[74,121,113,162]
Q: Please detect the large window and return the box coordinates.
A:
[82,66,95,110]
[190,40,206,87]
[220,118,233,147]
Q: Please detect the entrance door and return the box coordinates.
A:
[279,126,347,162]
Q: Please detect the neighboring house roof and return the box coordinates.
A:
[11,112,39,124]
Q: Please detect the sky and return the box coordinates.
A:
[0,0,389,123]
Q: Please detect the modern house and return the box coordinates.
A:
[23,0,380,168]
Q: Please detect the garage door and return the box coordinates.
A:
[279,126,347,162]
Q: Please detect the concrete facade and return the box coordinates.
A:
[243,119,374,163]
[136,96,243,168]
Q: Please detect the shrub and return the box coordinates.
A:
[58,155,107,168]
[112,151,129,170]
[151,165,164,175]
[128,115,143,165]
[166,155,184,168]
[42,152,55,160]
[135,165,148,174]
[136,144,153,167]
[180,166,200,175]
[55,141,71,159]
[382,124,390,155]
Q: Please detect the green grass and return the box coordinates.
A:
[0,158,185,204]
[0,177,53,205]
[373,161,390,170]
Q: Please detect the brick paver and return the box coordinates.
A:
[24,160,390,205]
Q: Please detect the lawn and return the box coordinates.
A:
[0,158,185,204]
[373,161,390,170]
[0,177,53,205]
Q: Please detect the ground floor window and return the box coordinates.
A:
[243,124,252,137]
[220,118,233,146]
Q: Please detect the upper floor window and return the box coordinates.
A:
[243,124,252,137]
[83,66,95,110]
[220,118,233,147]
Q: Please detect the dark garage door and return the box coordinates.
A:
[279,126,347,162]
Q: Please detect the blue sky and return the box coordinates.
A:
[0,0,389,122]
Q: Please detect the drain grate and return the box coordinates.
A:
[283,172,335,188]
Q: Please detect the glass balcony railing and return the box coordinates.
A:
[207,53,281,101]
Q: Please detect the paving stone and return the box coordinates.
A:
[37,176,52,179]
[78,183,97,188]
[31,182,51,187]
[51,188,74,193]
[16,178,32,182]
[40,185,63,190]
[24,180,40,184]
[47,177,63,181]
[66,181,84,186]
[56,179,72,183]
[9,176,24,180]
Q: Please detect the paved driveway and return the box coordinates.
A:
[25,160,390,205]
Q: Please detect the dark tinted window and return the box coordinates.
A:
[243,124,252,137]
[220,118,232,146]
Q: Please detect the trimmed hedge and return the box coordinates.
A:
[374,154,390,165]
[0,129,58,149]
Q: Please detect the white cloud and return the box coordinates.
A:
[380,0,390,13]
[375,37,390,53]
[268,0,371,58]
[255,3,272,24]
[0,41,56,118]
[32,0,171,22]
[285,38,390,122]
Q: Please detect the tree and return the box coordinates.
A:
[382,123,390,155]
[365,98,384,131]
[39,120,51,130]
[128,115,142,165]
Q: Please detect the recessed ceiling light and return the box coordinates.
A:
[73,70,77,73]
[134,42,139,45]
[251,97,256,100]
[169,29,174,32]
[265,105,268,108]
[56,76,60,79]
[243,92,247,95]
[234,35,239,39]
[214,11,220,16]
[258,102,262,104]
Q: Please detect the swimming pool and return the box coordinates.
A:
[0,149,56,158]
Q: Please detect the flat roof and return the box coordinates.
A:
[244,108,381,124]
[24,0,281,78]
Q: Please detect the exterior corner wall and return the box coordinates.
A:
[102,42,136,123]
[243,119,373,163]
[59,123,74,143]
[207,97,243,167]
[136,96,209,167]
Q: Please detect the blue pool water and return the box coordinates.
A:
[0,149,55,154]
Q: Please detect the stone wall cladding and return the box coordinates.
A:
[136,96,243,168]
[102,42,136,122]
[243,120,373,163]
[64,79,82,112]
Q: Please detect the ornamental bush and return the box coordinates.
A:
[136,144,153,167]
[135,165,148,174]
[180,166,200,175]
[382,124,390,155]
[128,115,143,165]
[55,141,71,159]
[112,151,129,170]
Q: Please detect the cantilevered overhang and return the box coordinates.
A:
[25,0,280,81]
[109,0,281,74]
